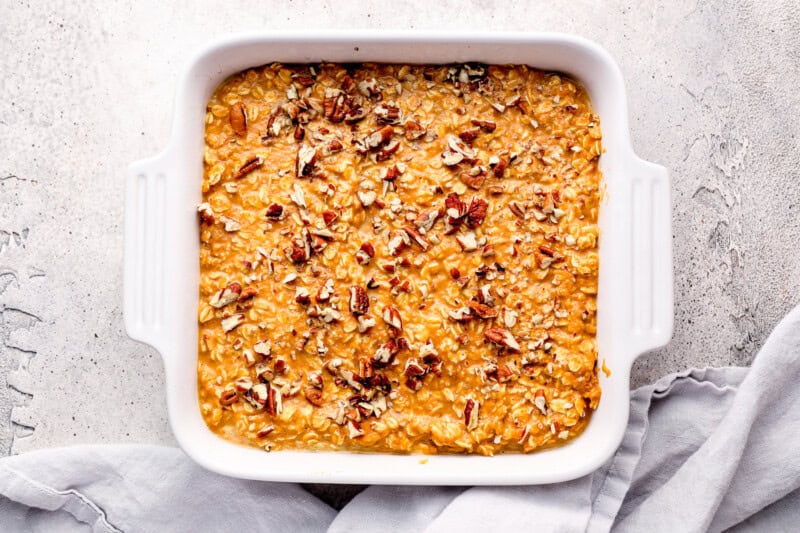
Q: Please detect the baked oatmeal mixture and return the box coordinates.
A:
[197,62,602,455]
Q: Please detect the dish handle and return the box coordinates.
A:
[124,153,170,352]
[629,158,674,357]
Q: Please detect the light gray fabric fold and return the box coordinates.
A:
[1,303,798,532]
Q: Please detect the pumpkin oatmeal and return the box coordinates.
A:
[197,62,602,455]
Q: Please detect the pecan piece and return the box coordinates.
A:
[304,386,324,407]
[458,127,481,143]
[489,155,508,177]
[372,339,401,367]
[534,389,547,415]
[467,197,488,228]
[387,230,409,256]
[404,119,426,140]
[316,278,335,302]
[374,102,402,124]
[221,313,245,333]
[197,203,215,225]
[234,155,263,179]
[296,145,317,178]
[403,226,430,251]
[294,287,311,305]
[209,282,242,308]
[464,398,479,430]
[349,286,369,315]
[508,201,526,219]
[459,172,486,190]
[455,231,478,251]
[229,102,247,136]
[468,300,498,319]
[265,203,284,221]
[322,210,338,226]
[382,306,403,332]
[414,208,442,233]
[356,242,375,265]
[470,119,497,132]
[484,327,521,352]
[366,125,394,150]
[219,388,238,406]
[448,306,472,322]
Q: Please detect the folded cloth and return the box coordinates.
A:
[1,304,798,533]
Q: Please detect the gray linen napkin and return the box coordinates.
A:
[1,303,798,532]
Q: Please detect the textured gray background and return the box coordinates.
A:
[1,0,799,476]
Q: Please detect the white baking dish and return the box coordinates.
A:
[124,31,672,485]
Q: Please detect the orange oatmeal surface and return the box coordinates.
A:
[198,62,602,455]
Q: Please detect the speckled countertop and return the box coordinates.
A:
[1,0,799,496]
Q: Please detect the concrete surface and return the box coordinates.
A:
[1,0,799,499]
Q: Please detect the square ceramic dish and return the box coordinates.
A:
[124,31,673,485]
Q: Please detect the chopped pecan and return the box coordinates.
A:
[448,306,472,322]
[347,419,364,438]
[466,197,488,228]
[219,388,238,406]
[327,139,343,154]
[266,384,283,416]
[414,208,442,233]
[366,125,394,150]
[534,389,547,415]
[357,190,377,207]
[322,210,338,226]
[296,145,317,178]
[464,398,479,430]
[356,242,375,265]
[322,88,349,123]
[508,201,526,219]
[316,278,335,302]
[349,286,369,315]
[304,386,324,407]
[441,134,476,166]
[219,216,240,232]
[239,287,257,301]
[376,139,401,161]
[229,102,247,136]
[538,245,556,257]
[210,282,242,308]
[468,300,498,319]
[256,425,275,438]
[292,74,315,87]
[265,203,285,221]
[294,286,311,305]
[234,155,263,179]
[455,231,478,251]
[382,165,402,181]
[221,313,245,333]
[450,267,461,279]
[357,315,377,333]
[344,105,367,124]
[484,327,521,352]
[293,124,305,140]
[403,226,430,251]
[197,203,215,225]
[372,339,401,367]
[470,119,497,132]
[253,340,272,357]
[374,102,402,124]
[403,357,426,378]
[460,172,485,190]
[382,305,403,332]
[341,74,356,93]
[490,156,508,177]
[404,119,426,140]
[458,127,481,143]
[387,230,409,256]
[357,78,381,97]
